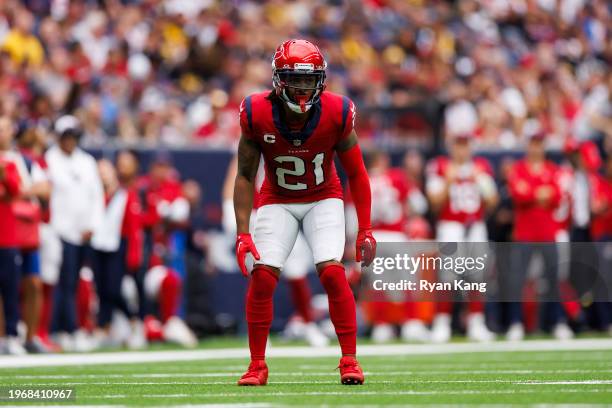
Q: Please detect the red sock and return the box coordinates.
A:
[246,266,278,361]
[288,277,313,323]
[436,288,453,315]
[77,277,95,331]
[159,270,181,323]
[319,264,356,356]
[404,301,417,321]
[467,299,484,314]
[37,283,54,339]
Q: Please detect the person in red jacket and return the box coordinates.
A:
[506,130,572,341]
[0,116,23,354]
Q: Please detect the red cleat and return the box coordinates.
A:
[237,360,268,386]
[338,356,365,385]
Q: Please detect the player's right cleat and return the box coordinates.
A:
[338,356,364,385]
[237,360,268,386]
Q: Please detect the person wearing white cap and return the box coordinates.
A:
[45,115,105,352]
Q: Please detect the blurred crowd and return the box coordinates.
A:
[0,0,610,148]
[1,109,612,355]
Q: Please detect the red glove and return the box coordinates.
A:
[356,229,376,267]
[236,233,260,277]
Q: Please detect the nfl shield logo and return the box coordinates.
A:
[293,139,302,146]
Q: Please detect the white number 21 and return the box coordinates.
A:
[275,153,325,190]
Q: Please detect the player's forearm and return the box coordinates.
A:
[338,144,371,230]
[428,191,448,213]
[349,175,372,230]
[234,175,255,234]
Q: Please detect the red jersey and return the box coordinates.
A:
[370,168,409,232]
[0,159,21,248]
[553,164,574,234]
[140,176,184,229]
[426,157,493,224]
[508,159,561,242]
[239,91,356,206]
[590,174,612,240]
[121,188,144,271]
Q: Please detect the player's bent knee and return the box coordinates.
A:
[316,260,343,275]
[253,264,281,278]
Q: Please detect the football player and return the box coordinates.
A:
[234,39,375,385]
[426,133,498,343]
[361,150,429,343]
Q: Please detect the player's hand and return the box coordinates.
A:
[535,186,553,205]
[236,233,260,277]
[445,164,458,183]
[356,229,376,267]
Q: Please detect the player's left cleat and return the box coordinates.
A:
[338,356,364,385]
[238,360,268,386]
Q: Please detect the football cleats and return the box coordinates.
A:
[272,39,327,113]
[238,360,268,386]
[338,356,365,385]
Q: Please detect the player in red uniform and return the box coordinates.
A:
[361,150,429,343]
[234,39,375,386]
[506,131,572,341]
[425,133,498,343]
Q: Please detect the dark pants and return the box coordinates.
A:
[92,239,132,327]
[593,237,612,328]
[51,241,88,334]
[134,231,155,320]
[0,248,20,336]
[504,243,563,327]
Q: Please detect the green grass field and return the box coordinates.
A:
[1,343,612,406]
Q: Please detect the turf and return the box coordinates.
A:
[2,347,611,406]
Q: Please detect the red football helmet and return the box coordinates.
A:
[272,39,327,113]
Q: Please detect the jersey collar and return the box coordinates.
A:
[271,98,322,147]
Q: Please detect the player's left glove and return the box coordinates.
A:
[356,229,376,267]
[236,233,260,277]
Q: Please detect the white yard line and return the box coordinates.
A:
[84,389,610,399]
[517,380,612,385]
[1,339,612,369]
[4,371,612,381]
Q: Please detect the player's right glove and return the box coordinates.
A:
[356,229,376,267]
[236,233,260,277]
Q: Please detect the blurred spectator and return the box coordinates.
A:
[0,116,24,355]
[1,7,44,68]
[0,0,607,148]
[45,115,104,352]
[91,159,146,350]
[14,123,52,354]
[506,131,572,341]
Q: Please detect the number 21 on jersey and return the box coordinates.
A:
[275,153,324,191]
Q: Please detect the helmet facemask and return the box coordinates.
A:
[273,69,326,113]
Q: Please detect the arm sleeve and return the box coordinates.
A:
[338,97,356,143]
[239,96,254,140]
[338,143,371,230]
[2,162,21,196]
[87,158,106,233]
[508,165,535,205]
[547,173,562,208]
